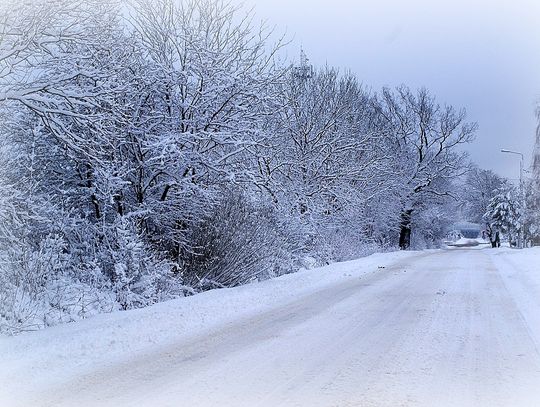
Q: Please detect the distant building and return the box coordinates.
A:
[449,222,481,239]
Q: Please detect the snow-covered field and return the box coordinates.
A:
[2,247,540,407]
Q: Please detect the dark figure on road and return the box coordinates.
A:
[495,231,501,248]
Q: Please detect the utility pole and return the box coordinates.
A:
[501,149,525,248]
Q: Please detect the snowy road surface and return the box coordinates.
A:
[3,248,540,406]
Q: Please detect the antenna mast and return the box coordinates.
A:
[293,48,313,80]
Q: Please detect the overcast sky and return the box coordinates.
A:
[236,0,540,182]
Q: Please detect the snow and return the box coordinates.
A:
[0,250,419,405]
[2,247,540,406]
[446,237,482,247]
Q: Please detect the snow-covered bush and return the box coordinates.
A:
[0,233,117,334]
[108,219,182,309]
[181,190,296,291]
[410,204,456,249]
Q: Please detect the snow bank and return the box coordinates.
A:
[445,237,494,248]
[487,247,540,346]
[0,250,420,404]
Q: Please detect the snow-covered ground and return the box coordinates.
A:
[2,247,540,407]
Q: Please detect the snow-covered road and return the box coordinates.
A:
[3,247,540,406]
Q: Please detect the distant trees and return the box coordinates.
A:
[0,0,476,334]
[461,167,505,224]
[458,166,509,246]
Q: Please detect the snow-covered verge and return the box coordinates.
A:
[487,247,540,343]
[0,250,421,405]
[4,247,540,407]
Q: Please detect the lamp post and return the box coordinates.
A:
[501,149,524,248]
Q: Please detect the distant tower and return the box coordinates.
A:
[293,48,313,80]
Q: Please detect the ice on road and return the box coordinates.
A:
[3,248,540,406]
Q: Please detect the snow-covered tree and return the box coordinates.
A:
[525,106,540,245]
[484,186,521,246]
[371,86,477,249]
[259,64,400,261]
[461,166,505,223]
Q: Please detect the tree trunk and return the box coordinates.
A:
[399,209,413,250]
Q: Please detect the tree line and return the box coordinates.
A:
[0,0,477,333]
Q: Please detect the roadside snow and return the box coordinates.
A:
[4,247,540,407]
[0,249,420,405]
[445,237,490,247]
[488,247,540,348]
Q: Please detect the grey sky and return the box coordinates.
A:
[237,0,540,182]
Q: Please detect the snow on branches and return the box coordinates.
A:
[0,0,476,334]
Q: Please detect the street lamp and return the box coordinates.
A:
[501,149,524,248]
